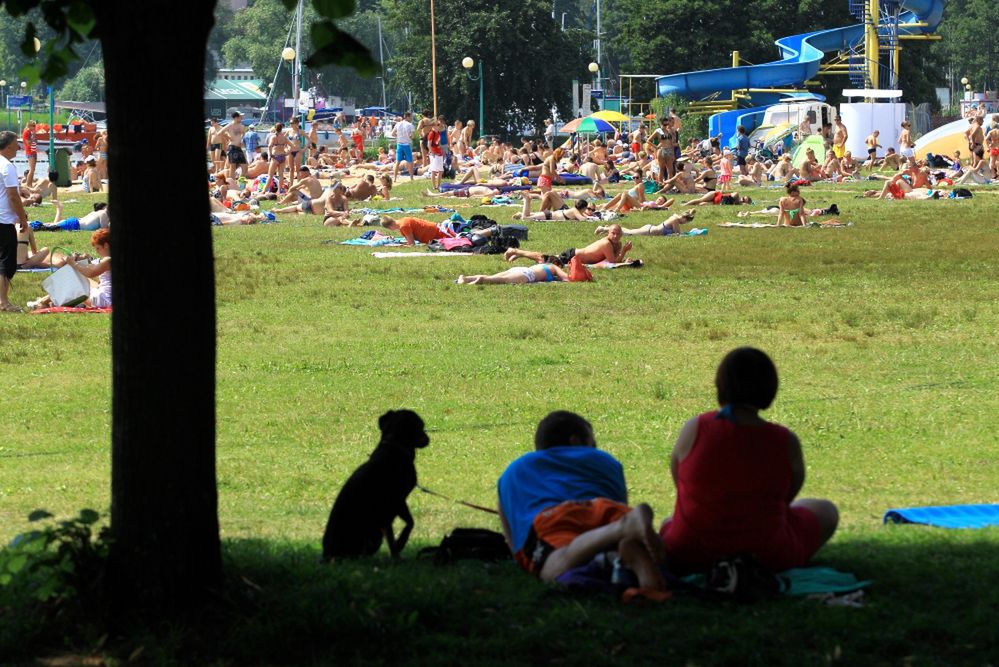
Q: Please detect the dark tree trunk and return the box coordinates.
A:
[97,0,222,613]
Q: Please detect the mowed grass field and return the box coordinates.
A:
[2,177,998,664]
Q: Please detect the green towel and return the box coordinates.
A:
[682,566,872,596]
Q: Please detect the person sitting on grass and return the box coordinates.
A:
[688,190,752,206]
[504,224,632,266]
[659,347,839,574]
[321,183,352,227]
[345,174,378,201]
[27,228,112,311]
[498,410,667,592]
[594,209,696,237]
[276,166,324,207]
[456,262,568,285]
[777,183,808,227]
[380,215,448,246]
[512,194,597,221]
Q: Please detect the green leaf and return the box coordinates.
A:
[312,0,356,21]
[305,22,377,76]
[17,63,40,89]
[0,573,12,586]
[65,1,97,37]
[7,554,28,574]
[28,510,53,522]
[78,509,100,525]
[3,0,40,18]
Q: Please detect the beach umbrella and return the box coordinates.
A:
[559,116,615,133]
[591,110,630,122]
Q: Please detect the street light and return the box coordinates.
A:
[462,56,484,137]
[0,80,7,129]
[960,77,969,85]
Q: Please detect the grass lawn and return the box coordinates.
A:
[1,176,998,665]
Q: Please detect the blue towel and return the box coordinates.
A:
[883,504,999,529]
[682,567,871,596]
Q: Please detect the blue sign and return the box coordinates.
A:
[6,95,32,109]
[591,89,604,99]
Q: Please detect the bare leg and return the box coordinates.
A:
[512,194,534,221]
[791,498,839,547]
[538,503,664,584]
[504,247,544,263]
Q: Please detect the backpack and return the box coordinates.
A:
[443,153,455,179]
[950,188,973,199]
[419,528,511,565]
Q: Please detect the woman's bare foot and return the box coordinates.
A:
[594,225,609,235]
[456,275,467,284]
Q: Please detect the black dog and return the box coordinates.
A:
[322,410,429,561]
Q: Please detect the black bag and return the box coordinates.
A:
[951,188,973,199]
[703,554,783,603]
[420,528,511,565]
[499,224,529,241]
[473,236,519,255]
[443,153,455,179]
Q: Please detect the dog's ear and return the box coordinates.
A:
[378,410,396,432]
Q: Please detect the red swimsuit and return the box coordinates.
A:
[661,411,823,573]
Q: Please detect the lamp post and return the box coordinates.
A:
[18,82,26,133]
[588,62,600,111]
[282,46,296,121]
[462,57,484,137]
[0,81,7,130]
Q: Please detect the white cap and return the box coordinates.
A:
[361,213,380,225]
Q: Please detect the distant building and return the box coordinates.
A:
[205,79,268,120]
[217,66,257,82]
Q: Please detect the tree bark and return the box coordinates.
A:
[97,0,222,613]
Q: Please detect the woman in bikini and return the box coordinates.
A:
[595,209,697,236]
[267,123,291,193]
[456,263,568,285]
[777,183,807,226]
[689,191,752,206]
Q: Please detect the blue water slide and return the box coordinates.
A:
[658,0,945,138]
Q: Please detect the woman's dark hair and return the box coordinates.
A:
[785,183,799,195]
[535,411,594,450]
[715,347,779,410]
[93,202,107,212]
[575,199,589,211]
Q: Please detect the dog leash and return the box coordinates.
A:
[417,485,499,515]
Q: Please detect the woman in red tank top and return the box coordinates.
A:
[660,347,839,573]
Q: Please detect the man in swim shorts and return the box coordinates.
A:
[393,112,415,182]
[832,116,848,159]
[497,410,666,590]
[223,111,248,182]
[504,223,632,266]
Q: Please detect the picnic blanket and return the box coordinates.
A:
[718,221,852,228]
[681,567,871,597]
[372,251,474,258]
[587,259,645,270]
[352,205,455,215]
[340,234,409,247]
[31,307,112,315]
[440,183,531,194]
[883,504,999,529]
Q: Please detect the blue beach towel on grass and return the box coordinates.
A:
[883,504,999,529]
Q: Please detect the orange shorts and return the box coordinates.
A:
[514,498,632,575]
